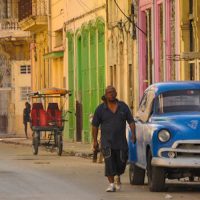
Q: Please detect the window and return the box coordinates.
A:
[189,63,195,80]
[156,90,200,114]
[139,93,148,112]
[189,0,193,15]
[110,65,117,87]
[18,0,32,21]
[55,29,63,47]
[20,65,31,74]
[136,91,155,122]
[20,87,31,101]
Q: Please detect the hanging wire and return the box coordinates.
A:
[77,0,89,12]
[79,0,91,11]
[76,0,97,18]
[113,0,146,36]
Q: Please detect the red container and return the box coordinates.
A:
[55,110,62,127]
[31,109,39,126]
[39,109,47,126]
[47,109,53,123]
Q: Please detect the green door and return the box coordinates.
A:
[76,21,105,143]
[90,27,98,114]
[81,29,90,142]
[76,36,82,142]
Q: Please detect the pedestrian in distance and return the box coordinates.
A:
[23,101,31,139]
[92,86,136,192]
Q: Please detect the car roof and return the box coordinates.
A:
[146,81,200,96]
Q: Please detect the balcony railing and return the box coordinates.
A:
[18,0,47,21]
[0,19,20,31]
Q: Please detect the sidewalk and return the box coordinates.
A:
[0,134,93,159]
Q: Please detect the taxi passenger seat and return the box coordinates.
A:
[31,103,44,126]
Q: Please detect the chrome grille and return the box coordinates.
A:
[159,140,200,158]
[176,143,200,150]
[175,142,200,158]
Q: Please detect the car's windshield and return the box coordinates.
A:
[155,89,200,114]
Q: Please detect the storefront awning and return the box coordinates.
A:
[43,51,64,59]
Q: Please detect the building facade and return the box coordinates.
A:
[0,0,31,135]
[19,0,49,91]
[18,0,106,142]
[45,0,65,89]
[138,0,176,99]
[65,0,106,142]
[107,0,136,112]
[14,0,200,142]
[179,0,200,81]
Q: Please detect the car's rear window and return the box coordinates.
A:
[156,90,200,114]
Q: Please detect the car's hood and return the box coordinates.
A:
[151,112,200,139]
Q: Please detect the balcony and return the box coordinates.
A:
[0,18,30,39]
[0,19,20,30]
[18,0,48,32]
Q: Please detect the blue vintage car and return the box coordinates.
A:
[128,81,200,192]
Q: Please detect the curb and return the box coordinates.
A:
[0,139,93,159]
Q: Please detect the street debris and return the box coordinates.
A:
[165,194,173,199]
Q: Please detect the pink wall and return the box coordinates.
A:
[165,0,172,81]
[138,0,172,99]
[138,8,147,97]
[154,1,160,82]
[138,0,152,99]
[175,0,180,80]
[140,0,152,10]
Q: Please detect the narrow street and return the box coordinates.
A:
[0,142,200,200]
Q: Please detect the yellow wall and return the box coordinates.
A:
[65,0,105,21]
[50,0,106,90]
[48,0,66,88]
[12,60,31,136]
[51,58,64,88]
[32,31,48,91]
[0,0,32,136]
[180,0,200,80]
[107,0,136,113]
[64,0,106,37]
[64,0,106,93]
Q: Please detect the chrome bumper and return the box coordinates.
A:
[152,157,200,168]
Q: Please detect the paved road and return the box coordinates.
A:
[0,142,200,200]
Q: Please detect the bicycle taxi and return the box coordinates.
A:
[28,88,71,156]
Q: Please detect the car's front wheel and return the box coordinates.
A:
[129,163,145,185]
[147,151,165,192]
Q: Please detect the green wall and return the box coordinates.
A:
[67,19,105,143]
[66,33,75,140]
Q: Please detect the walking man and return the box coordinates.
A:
[92,86,136,192]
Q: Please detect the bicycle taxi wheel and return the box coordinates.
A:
[55,131,63,156]
[32,131,40,155]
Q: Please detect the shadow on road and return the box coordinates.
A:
[166,182,200,193]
